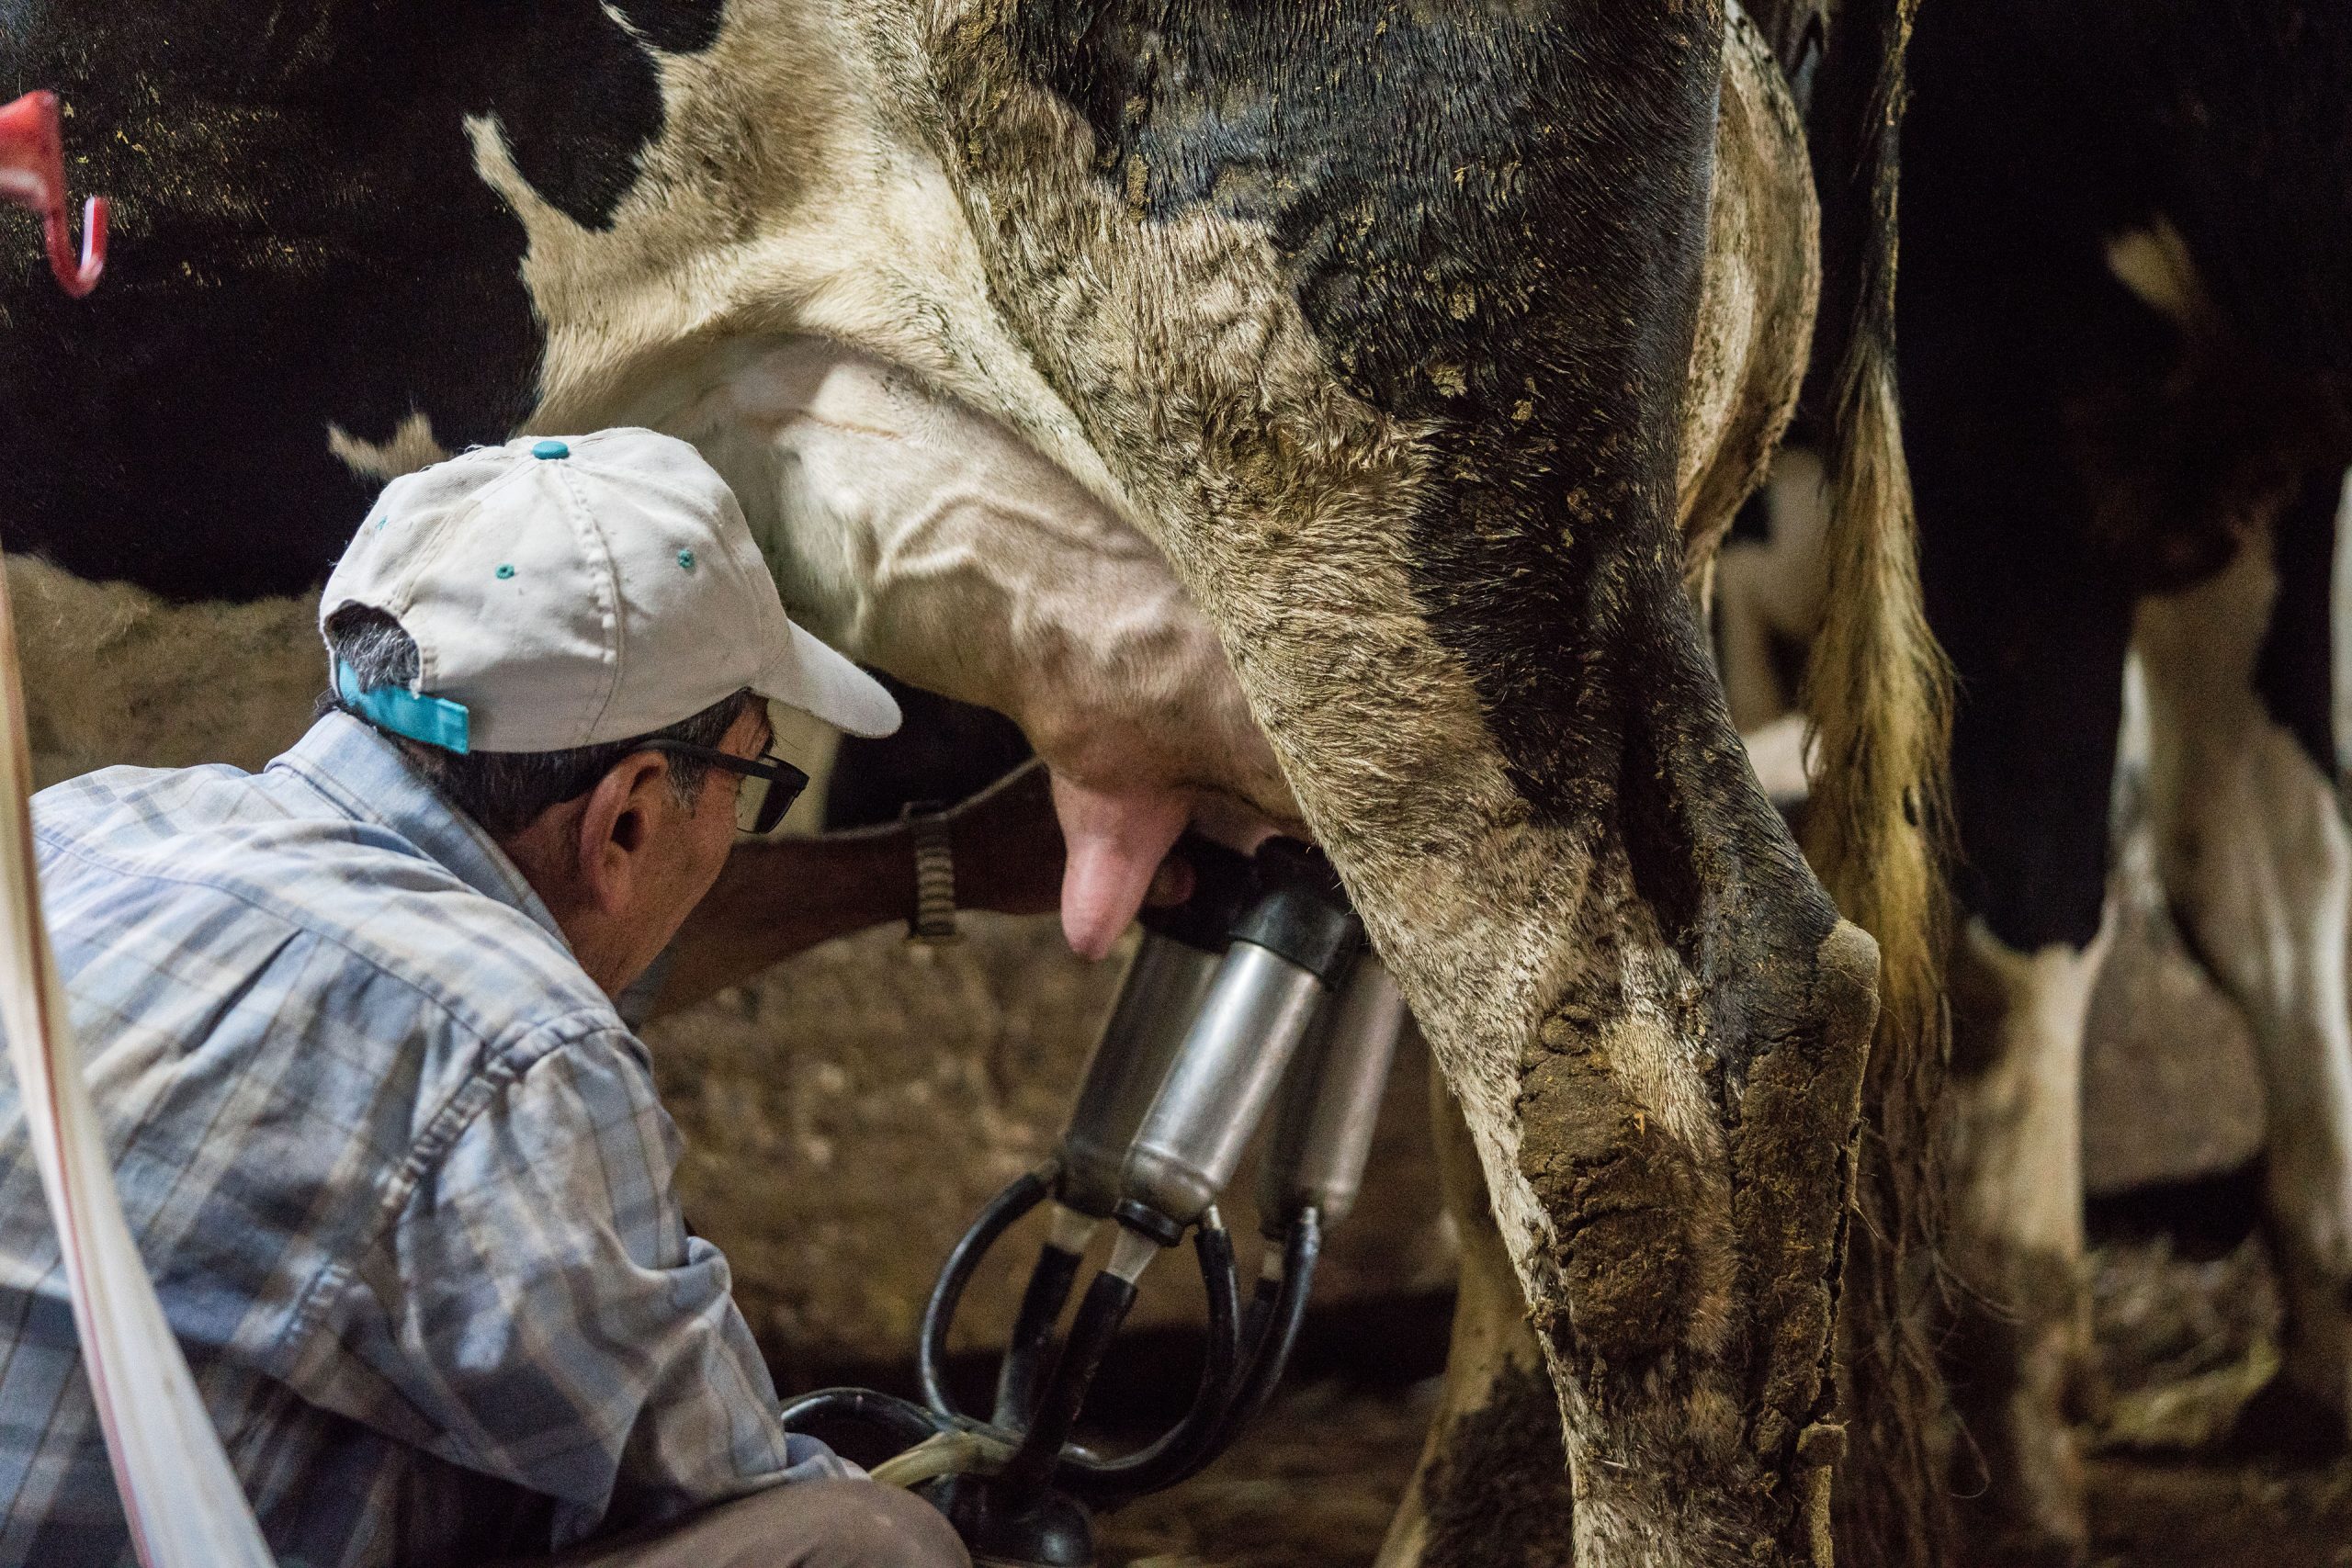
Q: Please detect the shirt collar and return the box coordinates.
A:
[272,711,570,949]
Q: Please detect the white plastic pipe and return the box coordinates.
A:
[0,554,275,1566]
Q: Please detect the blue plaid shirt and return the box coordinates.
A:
[0,713,847,1567]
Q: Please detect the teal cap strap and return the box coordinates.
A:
[335,659,471,753]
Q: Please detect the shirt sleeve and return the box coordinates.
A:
[321,1021,854,1550]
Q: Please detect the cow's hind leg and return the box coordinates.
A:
[2135,477,2352,1451]
[927,7,1890,1559]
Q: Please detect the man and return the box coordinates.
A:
[0,430,1064,1566]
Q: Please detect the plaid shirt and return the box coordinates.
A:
[0,713,847,1568]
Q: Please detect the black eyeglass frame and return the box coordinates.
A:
[639,741,810,836]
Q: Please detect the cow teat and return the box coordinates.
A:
[1049,773,1194,960]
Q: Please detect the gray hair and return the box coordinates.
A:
[322,606,759,840]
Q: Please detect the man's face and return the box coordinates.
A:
[611,704,773,987]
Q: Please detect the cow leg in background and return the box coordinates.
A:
[1941,916,2110,1567]
[1934,646,2123,1568]
[1935,558,2122,1567]
[1910,365,2134,1568]
[2134,477,2352,1451]
[1714,446,1830,738]
[1377,1065,1571,1568]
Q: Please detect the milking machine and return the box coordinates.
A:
[783,835,1409,1566]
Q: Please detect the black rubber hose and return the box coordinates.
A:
[1059,1218,1245,1504]
[1076,1212,1323,1504]
[777,1386,945,1459]
[1000,1267,1142,1504]
[993,1241,1086,1427]
[1215,1210,1323,1451]
[1087,1213,1313,1501]
[1232,1286,1279,1404]
[919,1168,1052,1421]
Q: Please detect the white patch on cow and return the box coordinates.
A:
[325,412,448,481]
[1950,917,2109,1262]
[1740,710,1815,807]
[2104,218,2210,331]
[463,7,1130,524]
[2136,528,2352,1414]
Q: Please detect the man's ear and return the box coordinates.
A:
[575,752,673,916]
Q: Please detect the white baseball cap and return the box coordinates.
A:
[319,428,899,752]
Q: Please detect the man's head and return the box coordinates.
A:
[325,604,775,991]
[317,429,899,993]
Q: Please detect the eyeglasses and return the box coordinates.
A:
[639,742,811,836]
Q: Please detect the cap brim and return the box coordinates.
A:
[763,623,903,739]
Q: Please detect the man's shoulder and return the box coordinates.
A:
[34,754,619,1062]
[35,755,260,840]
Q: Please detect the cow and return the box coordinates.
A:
[0,4,1947,1565]
[1903,6,2352,1563]
[1713,5,2352,1562]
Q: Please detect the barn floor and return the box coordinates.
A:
[1089,1229,2352,1567]
[1102,1385,2352,1568]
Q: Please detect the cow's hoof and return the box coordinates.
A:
[2222,1370,2352,1462]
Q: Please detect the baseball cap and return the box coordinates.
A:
[318,428,900,752]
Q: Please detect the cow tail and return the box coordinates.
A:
[1796,1,1956,1564]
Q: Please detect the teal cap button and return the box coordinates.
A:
[530,438,570,460]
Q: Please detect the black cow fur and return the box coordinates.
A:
[1903,0,2349,953]
[0,2,720,600]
